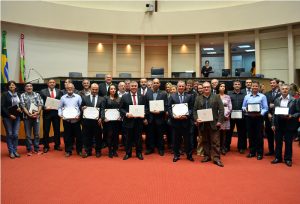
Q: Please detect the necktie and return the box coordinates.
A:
[272,91,276,99]
[132,94,137,105]
[50,89,55,98]
[92,96,96,107]
[180,95,183,103]
[142,89,145,96]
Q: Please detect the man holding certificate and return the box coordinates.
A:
[40,79,63,153]
[58,83,83,157]
[120,81,148,160]
[168,80,194,162]
[193,81,225,167]
[271,84,300,167]
[145,78,168,156]
[242,81,268,160]
[81,83,104,158]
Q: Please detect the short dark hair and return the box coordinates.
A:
[270,78,280,84]
[205,60,209,64]
[5,80,17,90]
[252,80,260,86]
[216,82,228,94]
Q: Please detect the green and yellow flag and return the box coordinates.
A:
[1,31,9,83]
[20,33,26,83]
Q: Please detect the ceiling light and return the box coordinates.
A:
[245,49,255,52]
[207,52,217,54]
[202,48,214,51]
[238,45,251,48]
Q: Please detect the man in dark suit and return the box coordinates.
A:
[120,81,148,160]
[98,74,112,97]
[40,79,63,153]
[271,84,300,167]
[242,79,252,95]
[264,78,281,156]
[193,81,225,167]
[145,78,168,156]
[168,80,194,162]
[138,78,151,96]
[81,83,104,158]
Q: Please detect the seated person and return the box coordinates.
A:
[201,60,213,77]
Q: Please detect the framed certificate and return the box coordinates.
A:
[172,103,189,117]
[29,103,39,114]
[197,109,213,122]
[45,97,60,110]
[83,107,99,120]
[129,105,145,118]
[231,110,243,119]
[62,107,79,120]
[274,107,289,115]
[105,109,121,121]
[149,100,164,112]
[247,103,261,112]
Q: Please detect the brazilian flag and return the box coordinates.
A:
[1,31,9,83]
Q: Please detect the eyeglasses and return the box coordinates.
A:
[203,86,210,89]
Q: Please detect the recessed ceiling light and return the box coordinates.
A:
[202,48,214,51]
[238,45,251,48]
[245,49,255,52]
[207,52,217,54]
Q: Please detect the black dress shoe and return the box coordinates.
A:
[96,152,101,158]
[285,160,292,167]
[173,156,180,162]
[54,147,63,151]
[145,149,154,155]
[123,154,131,160]
[271,158,282,164]
[265,152,274,156]
[247,153,256,158]
[158,150,164,156]
[187,156,194,162]
[214,160,224,167]
[137,154,144,160]
[43,148,49,153]
[201,156,211,163]
[257,155,263,160]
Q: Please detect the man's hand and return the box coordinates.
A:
[216,122,222,127]
[126,113,134,118]
[271,126,276,132]
[82,106,87,110]
[150,110,160,114]
[143,119,148,125]
[9,115,16,120]
[269,103,275,109]
[196,118,202,124]
[98,118,102,126]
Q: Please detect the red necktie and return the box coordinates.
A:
[50,90,55,98]
[132,94,137,105]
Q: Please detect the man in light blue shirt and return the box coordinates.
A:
[58,83,82,157]
[242,81,268,160]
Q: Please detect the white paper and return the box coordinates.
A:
[83,107,99,120]
[129,105,145,118]
[105,109,121,121]
[45,97,60,110]
[231,110,243,119]
[247,103,261,112]
[149,100,164,112]
[62,107,79,120]
[197,109,213,122]
[29,103,39,114]
[274,107,289,115]
[172,103,189,117]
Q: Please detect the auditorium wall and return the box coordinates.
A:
[1,22,88,82]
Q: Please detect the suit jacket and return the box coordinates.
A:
[98,83,110,97]
[168,92,193,128]
[1,91,21,118]
[138,87,152,96]
[40,88,63,118]
[193,94,225,131]
[81,95,104,121]
[145,90,168,125]
[272,95,300,131]
[119,92,148,128]
[265,89,281,114]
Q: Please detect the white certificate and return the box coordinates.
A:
[274,107,289,115]
[247,103,261,112]
[129,105,145,118]
[197,109,213,122]
[83,107,99,120]
[231,110,243,119]
[149,100,164,112]
[105,109,121,121]
[45,97,60,110]
[29,103,39,114]
[62,107,79,120]
[172,103,189,117]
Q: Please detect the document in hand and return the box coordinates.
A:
[129,105,145,117]
[172,103,188,117]
[197,108,213,122]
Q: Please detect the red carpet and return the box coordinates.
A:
[1,138,300,204]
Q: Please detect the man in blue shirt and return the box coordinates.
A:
[58,83,83,157]
[242,81,268,160]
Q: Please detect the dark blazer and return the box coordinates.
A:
[145,90,168,125]
[168,92,193,128]
[272,95,300,131]
[81,95,104,121]
[193,94,225,131]
[119,92,148,128]
[265,89,281,113]
[1,91,21,118]
[98,83,110,97]
[138,87,152,96]
[100,96,121,120]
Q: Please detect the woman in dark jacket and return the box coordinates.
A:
[101,84,121,158]
[1,81,22,158]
